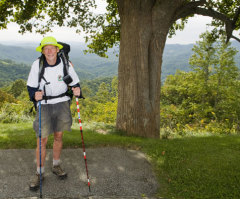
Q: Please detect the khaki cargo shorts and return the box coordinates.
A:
[33,100,72,138]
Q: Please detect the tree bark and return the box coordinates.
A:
[116,0,180,138]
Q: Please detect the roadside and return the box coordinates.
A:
[0,147,159,199]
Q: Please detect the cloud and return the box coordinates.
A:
[166,15,213,44]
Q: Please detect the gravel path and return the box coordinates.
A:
[0,148,159,199]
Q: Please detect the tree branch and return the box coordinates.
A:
[174,0,207,20]
[174,4,238,44]
[176,7,229,22]
[195,7,234,43]
[231,35,240,43]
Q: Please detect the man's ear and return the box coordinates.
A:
[57,47,60,53]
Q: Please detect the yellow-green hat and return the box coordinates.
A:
[36,36,63,52]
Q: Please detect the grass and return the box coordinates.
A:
[1,122,240,199]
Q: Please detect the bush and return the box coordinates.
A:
[0,102,34,123]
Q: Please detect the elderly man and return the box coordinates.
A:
[27,36,80,190]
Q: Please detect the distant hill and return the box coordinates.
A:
[0,43,39,64]
[162,44,194,78]
[0,41,239,85]
[0,42,119,80]
[0,59,30,87]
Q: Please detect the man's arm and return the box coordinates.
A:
[27,86,38,102]
[27,86,43,101]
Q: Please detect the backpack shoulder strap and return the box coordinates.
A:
[58,51,69,77]
[38,54,46,87]
[57,42,71,77]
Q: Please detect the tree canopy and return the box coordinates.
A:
[0,0,239,56]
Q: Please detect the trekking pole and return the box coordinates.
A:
[75,97,91,192]
[38,100,43,198]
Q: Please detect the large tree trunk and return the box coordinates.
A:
[116,0,179,138]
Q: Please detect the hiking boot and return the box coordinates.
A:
[52,165,67,179]
[29,173,44,191]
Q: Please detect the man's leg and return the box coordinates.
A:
[53,131,63,160]
[36,137,48,169]
[52,131,67,179]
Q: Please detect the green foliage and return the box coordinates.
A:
[9,79,26,98]
[0,79,35,123]
[96,82,111,103]
[0,0,96,33]
[0,89,16,108]
[74,97,117,124]
[0,102,33,123]
[73,76,118,124]
[0,76,118,125]
[189,31,217,83]
[161,33,240,136]
[81,76,115,97]
[85,0,120,57]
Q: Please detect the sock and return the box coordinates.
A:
[37,166,45,174]
[53,159,61,166]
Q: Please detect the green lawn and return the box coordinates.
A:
[0,122,240,199]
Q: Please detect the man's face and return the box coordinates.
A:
[42,45,59,64]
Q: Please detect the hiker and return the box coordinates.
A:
[27,36,81,190]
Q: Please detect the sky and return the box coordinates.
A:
[0,15,214,45]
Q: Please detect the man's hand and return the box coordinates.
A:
[35,91,44,101]
[72,87,80,97]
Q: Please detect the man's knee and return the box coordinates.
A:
[54,132,63,142]
[37,137,48,149]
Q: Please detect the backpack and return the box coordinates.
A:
[38,42,83,103]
